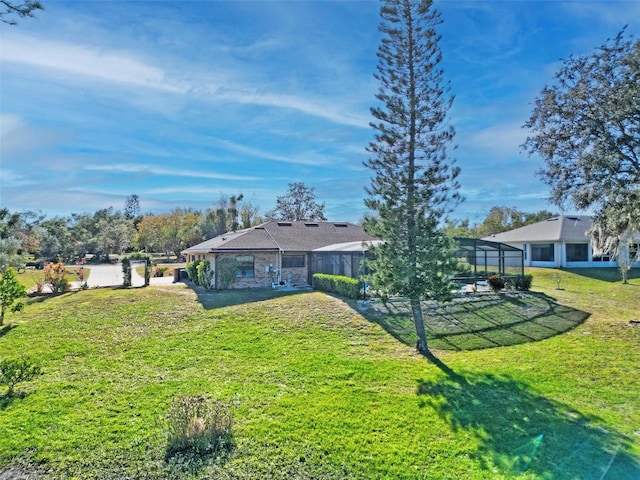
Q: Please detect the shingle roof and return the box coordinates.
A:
[182,221,379,254]
[484,215,592,243]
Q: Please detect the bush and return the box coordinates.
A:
[514,274,533,291]
[217,258,238,289]
[0,356,42,397]
[196,261,215,290]
[185,261,198,282]
[43,261,69,293]
[153,265,169,277]
[165,394,234,459]
[313,274,360,299]
[487,275,505,291]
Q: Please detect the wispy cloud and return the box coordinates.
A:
[84,163,262,182]
[1,34,185,93]
[1,30,369,128]
[465,122,528,158]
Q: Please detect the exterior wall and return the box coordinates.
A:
[280,265,308,286]
[504,241,635,269]
[218,252,279,289]
[212,251,312,289]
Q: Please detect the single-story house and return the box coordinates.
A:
[484,215,640,268]
[182,221,380,289]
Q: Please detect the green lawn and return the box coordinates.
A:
[0,268,638,479]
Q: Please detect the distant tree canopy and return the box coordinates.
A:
[265,183,327,222]
[473,206,557,238]
[200,193,262,240]
[1,192,266,263]
[523,28,640,258]
[443,206,558,239]
[0,0,42,25]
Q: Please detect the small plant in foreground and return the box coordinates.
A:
[165,394,234,459]
[0,356,42,397]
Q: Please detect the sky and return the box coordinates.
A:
[1,0,638,225]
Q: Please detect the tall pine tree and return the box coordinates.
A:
[364,0,461,355]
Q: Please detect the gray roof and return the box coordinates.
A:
[313,240,384,252]
[484,215,592,243]
[183,221,379,254]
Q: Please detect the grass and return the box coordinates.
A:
[16,268,87,290]
[0,268,638,478]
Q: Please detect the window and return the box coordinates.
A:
[531,243,554,262]
[282,255,305,268]
[566,243,588,262]
[236,255,254,277]
[630,243,639,260]
[593,253,611,262]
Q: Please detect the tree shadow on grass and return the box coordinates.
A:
[360,292,590,350]
[563,267,640,283]
[0,323,17,338]
[419,353,640,479]
[0,390,29,410]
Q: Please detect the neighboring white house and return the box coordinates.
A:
[484,215,640,269]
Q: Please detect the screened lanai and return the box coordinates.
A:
[454,237,525,285]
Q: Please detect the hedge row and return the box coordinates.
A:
[312,274,360,299]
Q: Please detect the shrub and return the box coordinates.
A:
[514,274,533,291]
[196,260,215,290]
[0,356,42,397]
[153,266,169,277]
[165,394,234,459]
[43,261,69,293]
[313,274,360,299]
[217,258,238,289]
[487,275,505,291]
[185,261,198,282]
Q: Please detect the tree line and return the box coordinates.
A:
[0,183,330,267]
[0,195,553,270]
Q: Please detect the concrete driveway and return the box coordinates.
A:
[84,264,124,288]
[81,264,181,288]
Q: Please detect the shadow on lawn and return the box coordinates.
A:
[361,292,590,350]
[188,283,310,310]
[419,354,640,479]
[561,267,640,283]
[0,324,17,339]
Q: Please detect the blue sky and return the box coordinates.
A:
[1,0,638,225]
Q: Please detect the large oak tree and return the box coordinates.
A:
[0,0,42,25]
[265,183,327,222]
[523,29,640,257]
[364,0,461,355]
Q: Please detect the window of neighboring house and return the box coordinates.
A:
[630,243,639,260]
[531,243,554,262]
[566,243,588,262]
[282,255,305,268]
[593,252,611,262]
[236,255,255,277]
